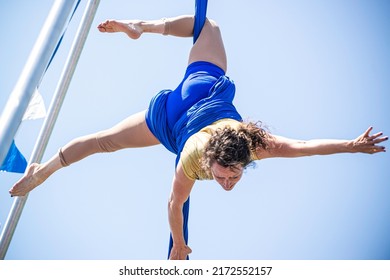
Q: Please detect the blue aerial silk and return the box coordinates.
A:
[193,0,208,44]
[146,0,242,259]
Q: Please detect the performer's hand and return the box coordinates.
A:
[169,244,192,260]
[351,127,387,154]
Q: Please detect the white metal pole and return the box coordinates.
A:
[0,0,77,166]
[0,0,100,259]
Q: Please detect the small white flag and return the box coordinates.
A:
[23,88,46,120]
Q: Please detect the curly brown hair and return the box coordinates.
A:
[201,121,269,173]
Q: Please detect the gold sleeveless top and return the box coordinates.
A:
[179,119,260,180]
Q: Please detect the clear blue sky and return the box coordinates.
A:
[0,0,389,260]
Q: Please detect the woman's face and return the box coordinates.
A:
[210,163,243,191]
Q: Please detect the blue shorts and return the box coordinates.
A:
[166,61,225,130]
[145,61,241,157]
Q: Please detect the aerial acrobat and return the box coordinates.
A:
[9,2,388,260]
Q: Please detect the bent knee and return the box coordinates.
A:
[207,18,219,28]
[204,18,221,33]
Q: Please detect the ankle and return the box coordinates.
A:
[30,163,46,179]
[139,19,165,35]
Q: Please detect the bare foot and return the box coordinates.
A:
[9,163,47,197]
[97,20,143,39]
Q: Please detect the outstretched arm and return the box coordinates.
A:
[257,126,388,159]
[168,162,195,260]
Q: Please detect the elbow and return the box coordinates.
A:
[168,198,174,212]
[168,196,182,213]
[168,196,174,212]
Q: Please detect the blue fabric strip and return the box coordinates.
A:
[146,75,241,259]
[168,0,231,260]
[181,0,209,258]
[193,0,208,44]
[0,141,27,173]
[43,0,81,79]
[146,0,214,259]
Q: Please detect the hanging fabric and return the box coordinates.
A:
[167,0,208,260]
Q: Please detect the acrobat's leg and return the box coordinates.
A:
[9,111,159,196]
[61,110,159,161]
[97,16,195,39]
[187,18,227,71]
[158,16,228,71]
[98,15,227,70]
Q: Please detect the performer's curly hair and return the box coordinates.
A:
[201,122,269,173]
